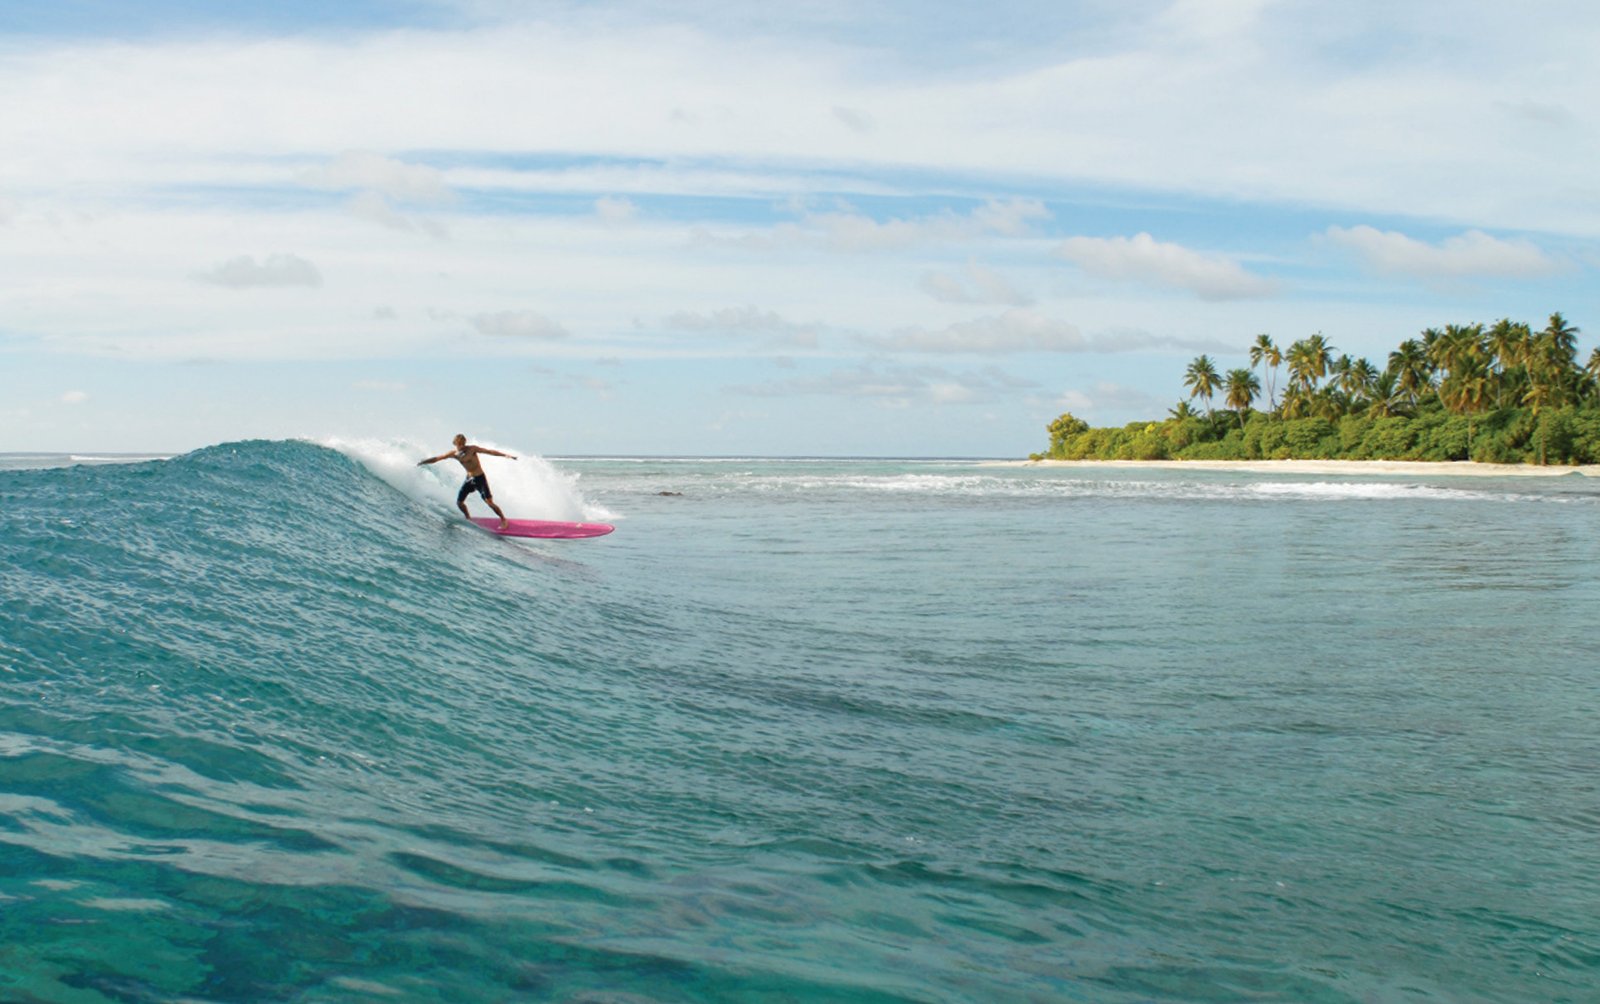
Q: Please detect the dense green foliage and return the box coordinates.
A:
[1039,313,1600,465]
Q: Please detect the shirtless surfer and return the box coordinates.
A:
[418,434,517,529]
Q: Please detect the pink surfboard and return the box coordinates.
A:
[470,517,614,539]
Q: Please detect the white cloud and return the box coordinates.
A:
[470,310,569,339]
[877,309,1089,354]
[295,152,453,235]
[299,151,453,203]
[967,200,1050,238]
[60,390,88,404]
[918,271,971,304]
[1323,225,1562,278]
[700,199,1052,253]
[1056,233,1279,300]
[193,253,323,288]
[595,196,639,224]
[1056,389,1094,411]
[527,362,616,395]
[832,105,874,133]
[732,362,1035,405]
[346,190,449,237]
[919,260,1032,306]
[663,305,819,347]
[2,9,1598,237]
[1055,381,1167,417]
[871,309,1233,355]
[809,199,1050,252]
[1157,0,1276,41]
[1094,326,1234,353]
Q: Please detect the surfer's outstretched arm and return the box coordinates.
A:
[417,452,452,466]
[476,447,518,460]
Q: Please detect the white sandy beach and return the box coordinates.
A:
[993,459,1600,478]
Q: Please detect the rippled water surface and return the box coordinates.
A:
[2,443,1597,1002]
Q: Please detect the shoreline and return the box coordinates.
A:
[989,458,1600,478]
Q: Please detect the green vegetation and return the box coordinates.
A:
[1038,313,1600,465]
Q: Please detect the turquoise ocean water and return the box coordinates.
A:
[1,439,1597,1002]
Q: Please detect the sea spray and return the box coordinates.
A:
[317,436,615,523]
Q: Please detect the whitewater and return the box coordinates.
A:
[2,440,1597,1002]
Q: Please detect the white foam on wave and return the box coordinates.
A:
[755,473,997,494]
[703,469,1571,507]
[68,454,172,464]
[317,436,616,523]
[1247,481,1498,502]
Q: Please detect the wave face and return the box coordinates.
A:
[3,446,1599,1002]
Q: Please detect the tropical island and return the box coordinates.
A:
[1037,313,1600,466]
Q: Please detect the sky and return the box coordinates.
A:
[2,0,1598,457]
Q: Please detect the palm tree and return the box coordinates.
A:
[1437,327,1489,408]
[1287,334,1334,394]
[1352,358,1380,400]
[1388,339,1432,407]
[1286,342,1308,395]
[1487,318,1525,370]
[1367,371,1407,418]
[1168,400,1199,420]
[1330,354,1354,397]
[1440,346,1493,456]
[1429,323,1484,372]
[1184,355,1221,416]
[1440,351,1492,414]
[1249,334,1282,412]
[1421,326,1443,359]
[1523,377,1559,416]
[1543,311,1580,360]
[1486,318,1532,408]
[1224,368,1260,429]
[1327,354,1378,409]
[1311,387,1346,422]
[1526,312,1582,408]
[1305,334,1334,379]
[1279,383,1309,419]
[1584,347,1600,403]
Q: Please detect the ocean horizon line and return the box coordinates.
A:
[1,448,1014,464]
[11,446,1600,476]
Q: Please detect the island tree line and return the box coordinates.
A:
[1041,313,1600,465]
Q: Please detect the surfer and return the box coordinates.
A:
[418,434,517,529]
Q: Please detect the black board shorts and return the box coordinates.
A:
[458,474,492,503]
